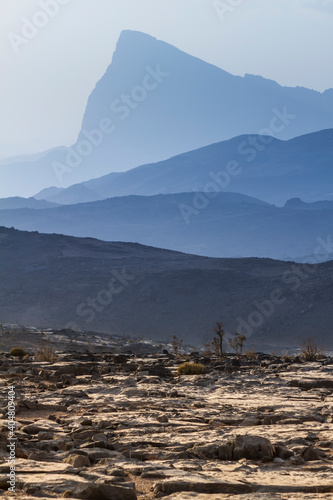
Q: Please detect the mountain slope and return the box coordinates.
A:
[0,197,59,210]
[0,227,332,350]
[35,129,333,206]
[1,30,333,197]
[1,193,333,262]
[284,198,333,210]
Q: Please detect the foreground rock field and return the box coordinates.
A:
[0,331,332,499]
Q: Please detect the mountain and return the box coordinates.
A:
[33,186,64,201]
[1,192,333,262]
[0,197,59,210]
[1,227,332,350]
[284,198,333,210]
[2,31,333,198]
[34,129,333,206]
[0,147,68,198]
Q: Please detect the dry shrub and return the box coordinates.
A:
[172,335,183,358]
[177,362,206,375]
[281,354,295,362]
[244,348,257,359]
[36,341,57,362]
[228,333,247,356]
[203,342,213,357]
[9,347,27,357]
[300,338,325,361]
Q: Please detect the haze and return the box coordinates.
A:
[0,0,332,164]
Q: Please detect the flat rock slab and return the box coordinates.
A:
[17,473,89,493]
[1,498,53,500]
[164,495,333,500]
[1,352,332,499]
[154,474,254,496]
[170,464,333,493]
[71,482,137,500]
[22,418,63,433]
[0,459,73,474]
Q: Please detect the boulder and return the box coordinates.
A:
[148,364,173,378]
[191,444,218,459]
[275,445,293,459]
[233,435,274,461]
[63,454,91,468]
[302,446,322,461]
[239,417,261,427]
[71,482,137,500]
[217,444,233,461]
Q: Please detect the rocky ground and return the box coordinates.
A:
[0,329,333,499]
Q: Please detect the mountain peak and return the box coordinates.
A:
[114,30,160,56]
[117,29,158,43]
[110,30,169,66]
[2,33,333,197]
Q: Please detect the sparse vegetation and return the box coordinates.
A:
[36,341,57,362]
[9,347,28,357]
[177,362,206,375]
[172,335,183,358]
[203,342,213,357]
[228,332,247,356]
[281,354,295,362]
[212,321,225,360]
[300,337,326,361]
[244,347,258,359]
[87,337,94,353]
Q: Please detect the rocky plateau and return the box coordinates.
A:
[0,328,332,499]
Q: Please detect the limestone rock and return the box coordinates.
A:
[233,435,274,461]
[302,446,322,461]
[63,454,91,468]
[71,482,137,499]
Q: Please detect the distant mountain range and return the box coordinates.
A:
[33,129,333,206]
[1,192,332,262]
[284,198,333,210]
[0,197,59,210]
[1,30,333,198]
[1,227,332,350]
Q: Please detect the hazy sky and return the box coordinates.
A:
[0,0,332,158]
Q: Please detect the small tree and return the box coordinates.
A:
[203,342,213,357]
[172,335,183,358]
[228,332,247,356]
[212,322,225,360]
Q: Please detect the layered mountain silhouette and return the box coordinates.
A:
[1,30,333,198]
[0,197,58,210]
[1,227,332,349]
[34,129,333,206]
[1,192,333,262]
[284,198,333,210]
